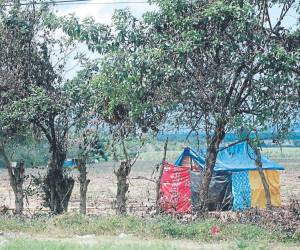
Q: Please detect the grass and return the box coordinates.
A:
[3,238,297,250]
[0,214,299,250]
[262,147,300,159]
[0,214,294,242]
[0,238,183,250]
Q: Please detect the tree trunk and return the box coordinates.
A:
[12,161,25,215]
[248,142,272,209]
[199,120,226,211]
[0,144,25,215]
[115,161,131,215]
[44,148,74,214]
[79,158,90,215]
[156,137,168,213]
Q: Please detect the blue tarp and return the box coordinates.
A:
[63,159,79,168]
[175,147,205,168]
[175,142,284,172]
[232,171,251,210]
[214,142,285,171]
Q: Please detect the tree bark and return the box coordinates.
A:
[79,158,90,215]
[0,143,25,215]
[155,137,168,212]
[199,120,226,211]
[44,147,74,214]
[12,161,25,215]
[248,142,272,209]
[115,161,131,215]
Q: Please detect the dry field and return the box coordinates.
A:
[0,160,158,215]
[0,148,299,215]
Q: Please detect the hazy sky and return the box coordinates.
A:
[53,1,158,80]
[52,1,298,80]
[54,0,298,27]
[55,0,158,24]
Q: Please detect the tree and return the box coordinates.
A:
[66,61,107,215]
[0,1,97,214]
[111,133,143,215]
[92,54,156,214]
[0,138,25,214]
[105,0,299,209]
[54,1,300,211]
[57,10,171,214]
[0,1,44,214]
[34,44,98,214]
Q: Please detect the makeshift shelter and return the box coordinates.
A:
[159,142,284,213]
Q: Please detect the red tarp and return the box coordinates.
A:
[159,161,192,213]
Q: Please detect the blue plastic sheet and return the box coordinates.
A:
[175,147,205,168]
[175,142,284,172]
[63,159,79,168]
[232,171,251,211]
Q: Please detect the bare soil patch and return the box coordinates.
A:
[0,158,299,215]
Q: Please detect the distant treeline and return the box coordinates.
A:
[2,131,300,169]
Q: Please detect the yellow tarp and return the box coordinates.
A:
[249,170,281,208]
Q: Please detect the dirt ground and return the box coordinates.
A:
[0,161,158,215]
[0,158,299,215]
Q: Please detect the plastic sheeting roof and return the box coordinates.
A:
[175,147,205,167]
[175,142,285,172]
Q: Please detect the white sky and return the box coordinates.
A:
[54,0,158,24]
[51,1,298,80]
[52,1,158,79]
[53,1,298,27]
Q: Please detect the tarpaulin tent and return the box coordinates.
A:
[212,142,284,210]
[174,147,232,211]
[159,142,284,213]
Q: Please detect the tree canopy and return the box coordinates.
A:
[72,0,300,205]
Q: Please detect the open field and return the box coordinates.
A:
[0,147,300,214]
[0,147,299,249]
